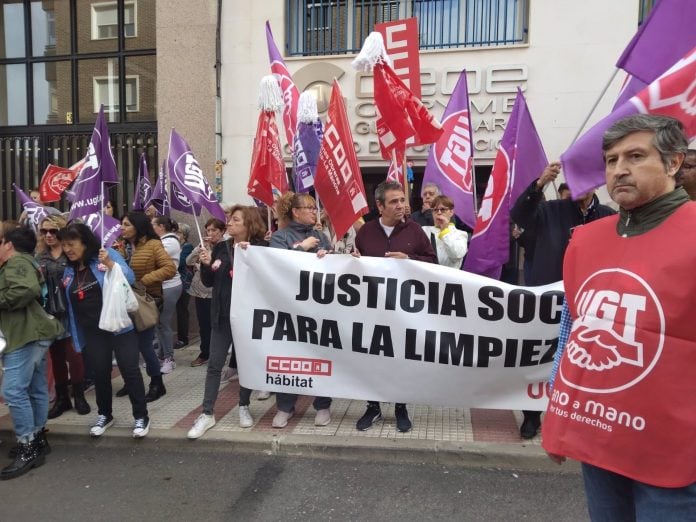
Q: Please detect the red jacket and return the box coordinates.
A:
[355,219,437,263]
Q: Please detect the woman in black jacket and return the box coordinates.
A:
[187,205,267,439]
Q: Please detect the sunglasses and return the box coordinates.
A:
[432,208,452,214]
[39,228,60,235]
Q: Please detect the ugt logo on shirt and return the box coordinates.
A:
[560,269,665,393]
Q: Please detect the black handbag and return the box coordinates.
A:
[45,272,67,316]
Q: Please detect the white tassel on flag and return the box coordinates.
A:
[258,75,284,112]
[351,32,392,72]
[297,91,319,124]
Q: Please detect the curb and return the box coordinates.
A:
[1,425,580,473]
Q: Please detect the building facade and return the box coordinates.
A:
[219,0,644,207]
[0,0,218,221]
[1,0,655,219]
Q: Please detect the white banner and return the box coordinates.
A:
[231,247,564,410]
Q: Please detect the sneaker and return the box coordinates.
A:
[187,413,216,440]
[174,340,188,349]
[356,404,382,431]
[190,356,208,367]
[83,378,95,393]
[315,408,331,426]
[220,367,238,384]
[132,417,150,438]
[272,409,294,428]
[160,357,176,374]
[395,404,412,433]
[256,390,271,400]
[239,406,254,428]
[90,415,114,437]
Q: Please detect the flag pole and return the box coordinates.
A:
[192,204,204,247]
[100,182,105,247]
[470,157,479,216]
[568,68,620,146]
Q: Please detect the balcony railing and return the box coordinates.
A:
[286,0,529,57]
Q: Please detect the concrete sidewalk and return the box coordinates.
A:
[0,340,568,471]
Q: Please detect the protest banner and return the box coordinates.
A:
[231,246,563,411]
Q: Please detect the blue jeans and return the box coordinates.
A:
[1,339,51,442]
[582,463,696,521]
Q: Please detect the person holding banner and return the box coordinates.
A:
[118,212,176,402]
[61,223,150,438]
[353,181,437,433]
[421,195,469,269]
[543,115,696,519]
[187,206,267,438]
[269,193,333,428]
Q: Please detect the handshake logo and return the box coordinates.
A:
[561,269,665,392]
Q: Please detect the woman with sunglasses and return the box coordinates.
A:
[421,195,469,269]
[269,192,333,429]
[36,215,90,419]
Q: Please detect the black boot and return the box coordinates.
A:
[1,438,46,480]
[8,428,51,458]
[115,386,129,397]
[47,384,72,419]
[72,382,91,415]
[145,375,166,403]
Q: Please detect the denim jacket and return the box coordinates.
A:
[62,248,135,352]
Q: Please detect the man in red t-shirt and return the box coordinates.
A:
[543,115,696,520]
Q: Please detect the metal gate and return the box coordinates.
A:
[0,130,158,221]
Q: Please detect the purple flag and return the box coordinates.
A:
[167,129,225,221]
[69,106,119,219]
[133,153,153,211]
[563,47,696,198]
[171,179,202,215]
[82,212,122,248]
[613,74,648,109]
[616,0,696,84]
[423,70,475,227]
[14,185,52,231]
[149,161,170,216]
[292,120,323,192]
[266,21,299,149]
[464,90,548,279]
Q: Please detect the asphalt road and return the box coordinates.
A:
[0,439,588,521]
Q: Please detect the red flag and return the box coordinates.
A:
[386,148,405,185]
[373,63,443,160]
[314,81,368,239]
[247,112,287,206]
[631,46,696,137]
[39,158,85,202]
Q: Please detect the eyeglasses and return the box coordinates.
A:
[432,208,452,214]
[294,206,318,211]
[39,228,60,235]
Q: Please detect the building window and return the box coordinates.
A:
[91,1,136,40]
[94,75,139,114]
[287,0,528,56]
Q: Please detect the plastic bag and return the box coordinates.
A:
[99,263,136,332]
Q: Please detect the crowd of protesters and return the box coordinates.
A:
[1,115,694,522]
